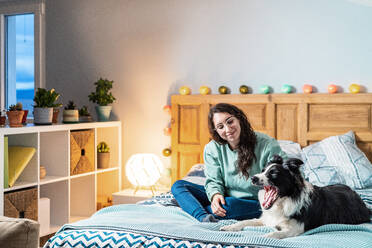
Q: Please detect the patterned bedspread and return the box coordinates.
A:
[44,164,372,248]
[45,229,254,248]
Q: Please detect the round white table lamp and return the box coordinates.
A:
[125,153,164,193]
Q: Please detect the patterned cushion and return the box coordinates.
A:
[278,140,302,159]
[301,131,372,189]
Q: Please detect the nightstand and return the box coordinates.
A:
[112,189,155,205]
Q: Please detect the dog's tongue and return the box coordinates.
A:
[262,186,278,209]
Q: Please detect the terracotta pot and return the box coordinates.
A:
[97,152,110,169]
[52,108,60,123]
[21,110,29,124]
[0,116,5,127]
[6,110,24,127]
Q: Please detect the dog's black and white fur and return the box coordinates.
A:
[220,155,371,239]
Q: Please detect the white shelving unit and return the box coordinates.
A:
[0,121,122,237]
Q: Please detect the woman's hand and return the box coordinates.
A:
[211,193,226,217]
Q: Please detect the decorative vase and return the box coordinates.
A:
[97,152,110,169]
[34,107,53,125]
[52,108,60,123]
[96,106,112,122]
[6,110,24,127]
[63,109,79,123]
[21,110,29,124]
[40,166,47,179]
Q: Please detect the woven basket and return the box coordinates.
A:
[4,187,38,221]
[70,129,95,175]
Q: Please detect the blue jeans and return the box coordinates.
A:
[171,180,261,222]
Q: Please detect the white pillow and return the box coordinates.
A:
[278,140,302,159]
[301,131,372,189]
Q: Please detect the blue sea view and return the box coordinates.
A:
[16,89,34,116]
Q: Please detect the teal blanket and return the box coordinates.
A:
[59,204,372,248]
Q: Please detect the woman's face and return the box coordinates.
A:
[213,112,241,148]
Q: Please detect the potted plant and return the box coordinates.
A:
[6,103,24,127]
[0,110,6,127]
[63,100,79,123]
[97,141,110,169]
[52,102,63,123]
[88,78,116,121]
[33,88,61,125]
[79,105,93,122]
[12,102,29,125]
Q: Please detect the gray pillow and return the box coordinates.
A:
[0,216,39,248]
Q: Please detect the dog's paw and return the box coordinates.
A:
[264,232,285,239]
[220,224,243,232]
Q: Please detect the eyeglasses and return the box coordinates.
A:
[214,116,238,131]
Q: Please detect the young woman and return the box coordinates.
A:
[171,103,287,222]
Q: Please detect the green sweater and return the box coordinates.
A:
[203,132,287,201]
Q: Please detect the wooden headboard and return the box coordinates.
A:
[170,93,372,183]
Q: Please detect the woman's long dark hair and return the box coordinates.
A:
[208,103,256,179]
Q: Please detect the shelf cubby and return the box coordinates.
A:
[97,126,120,168]
[40,180,69,236]
[70,174,95,221]
[6,133,38,189]
[40,131,69,180]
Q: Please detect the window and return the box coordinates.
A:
[0,0,45,117]
[5,13,34,112]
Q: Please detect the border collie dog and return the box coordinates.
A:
[220,155,371,239]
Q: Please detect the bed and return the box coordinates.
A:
[44,93,372,248]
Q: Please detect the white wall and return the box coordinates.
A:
[45,0,372,189]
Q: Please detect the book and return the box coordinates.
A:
[4,137,8,189]
[8,146,36,187]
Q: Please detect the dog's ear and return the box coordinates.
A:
[283,158,303,172]
[268,154,283,165]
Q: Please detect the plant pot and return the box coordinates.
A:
[97,152,110,169]
[34,107,53,125]
[96,106,112,122]
[6,111,24,127]
[63,109,79,123]
[21,110,29,124]
[0,116,6,127]
[79,115,93,123]
[52,108,60,123]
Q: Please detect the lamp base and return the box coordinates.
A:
[133,185,157,196]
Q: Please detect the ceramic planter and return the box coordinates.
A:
[97,152,110,169]
[79,115,93,123]
[34,107,53,125]
[52,108,60,123]
[63,109,79,123]
[95,106,112,122]
[6,110,24,127]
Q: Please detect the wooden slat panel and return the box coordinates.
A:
[276,104,298,142]
[309,104,370,130]
[236,104,266,131]
[179,105,200,144]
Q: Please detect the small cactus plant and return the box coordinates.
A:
[97,142,110,153]
[65,100,77,110]
[79,105,90,116]
[8,102,23,111]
